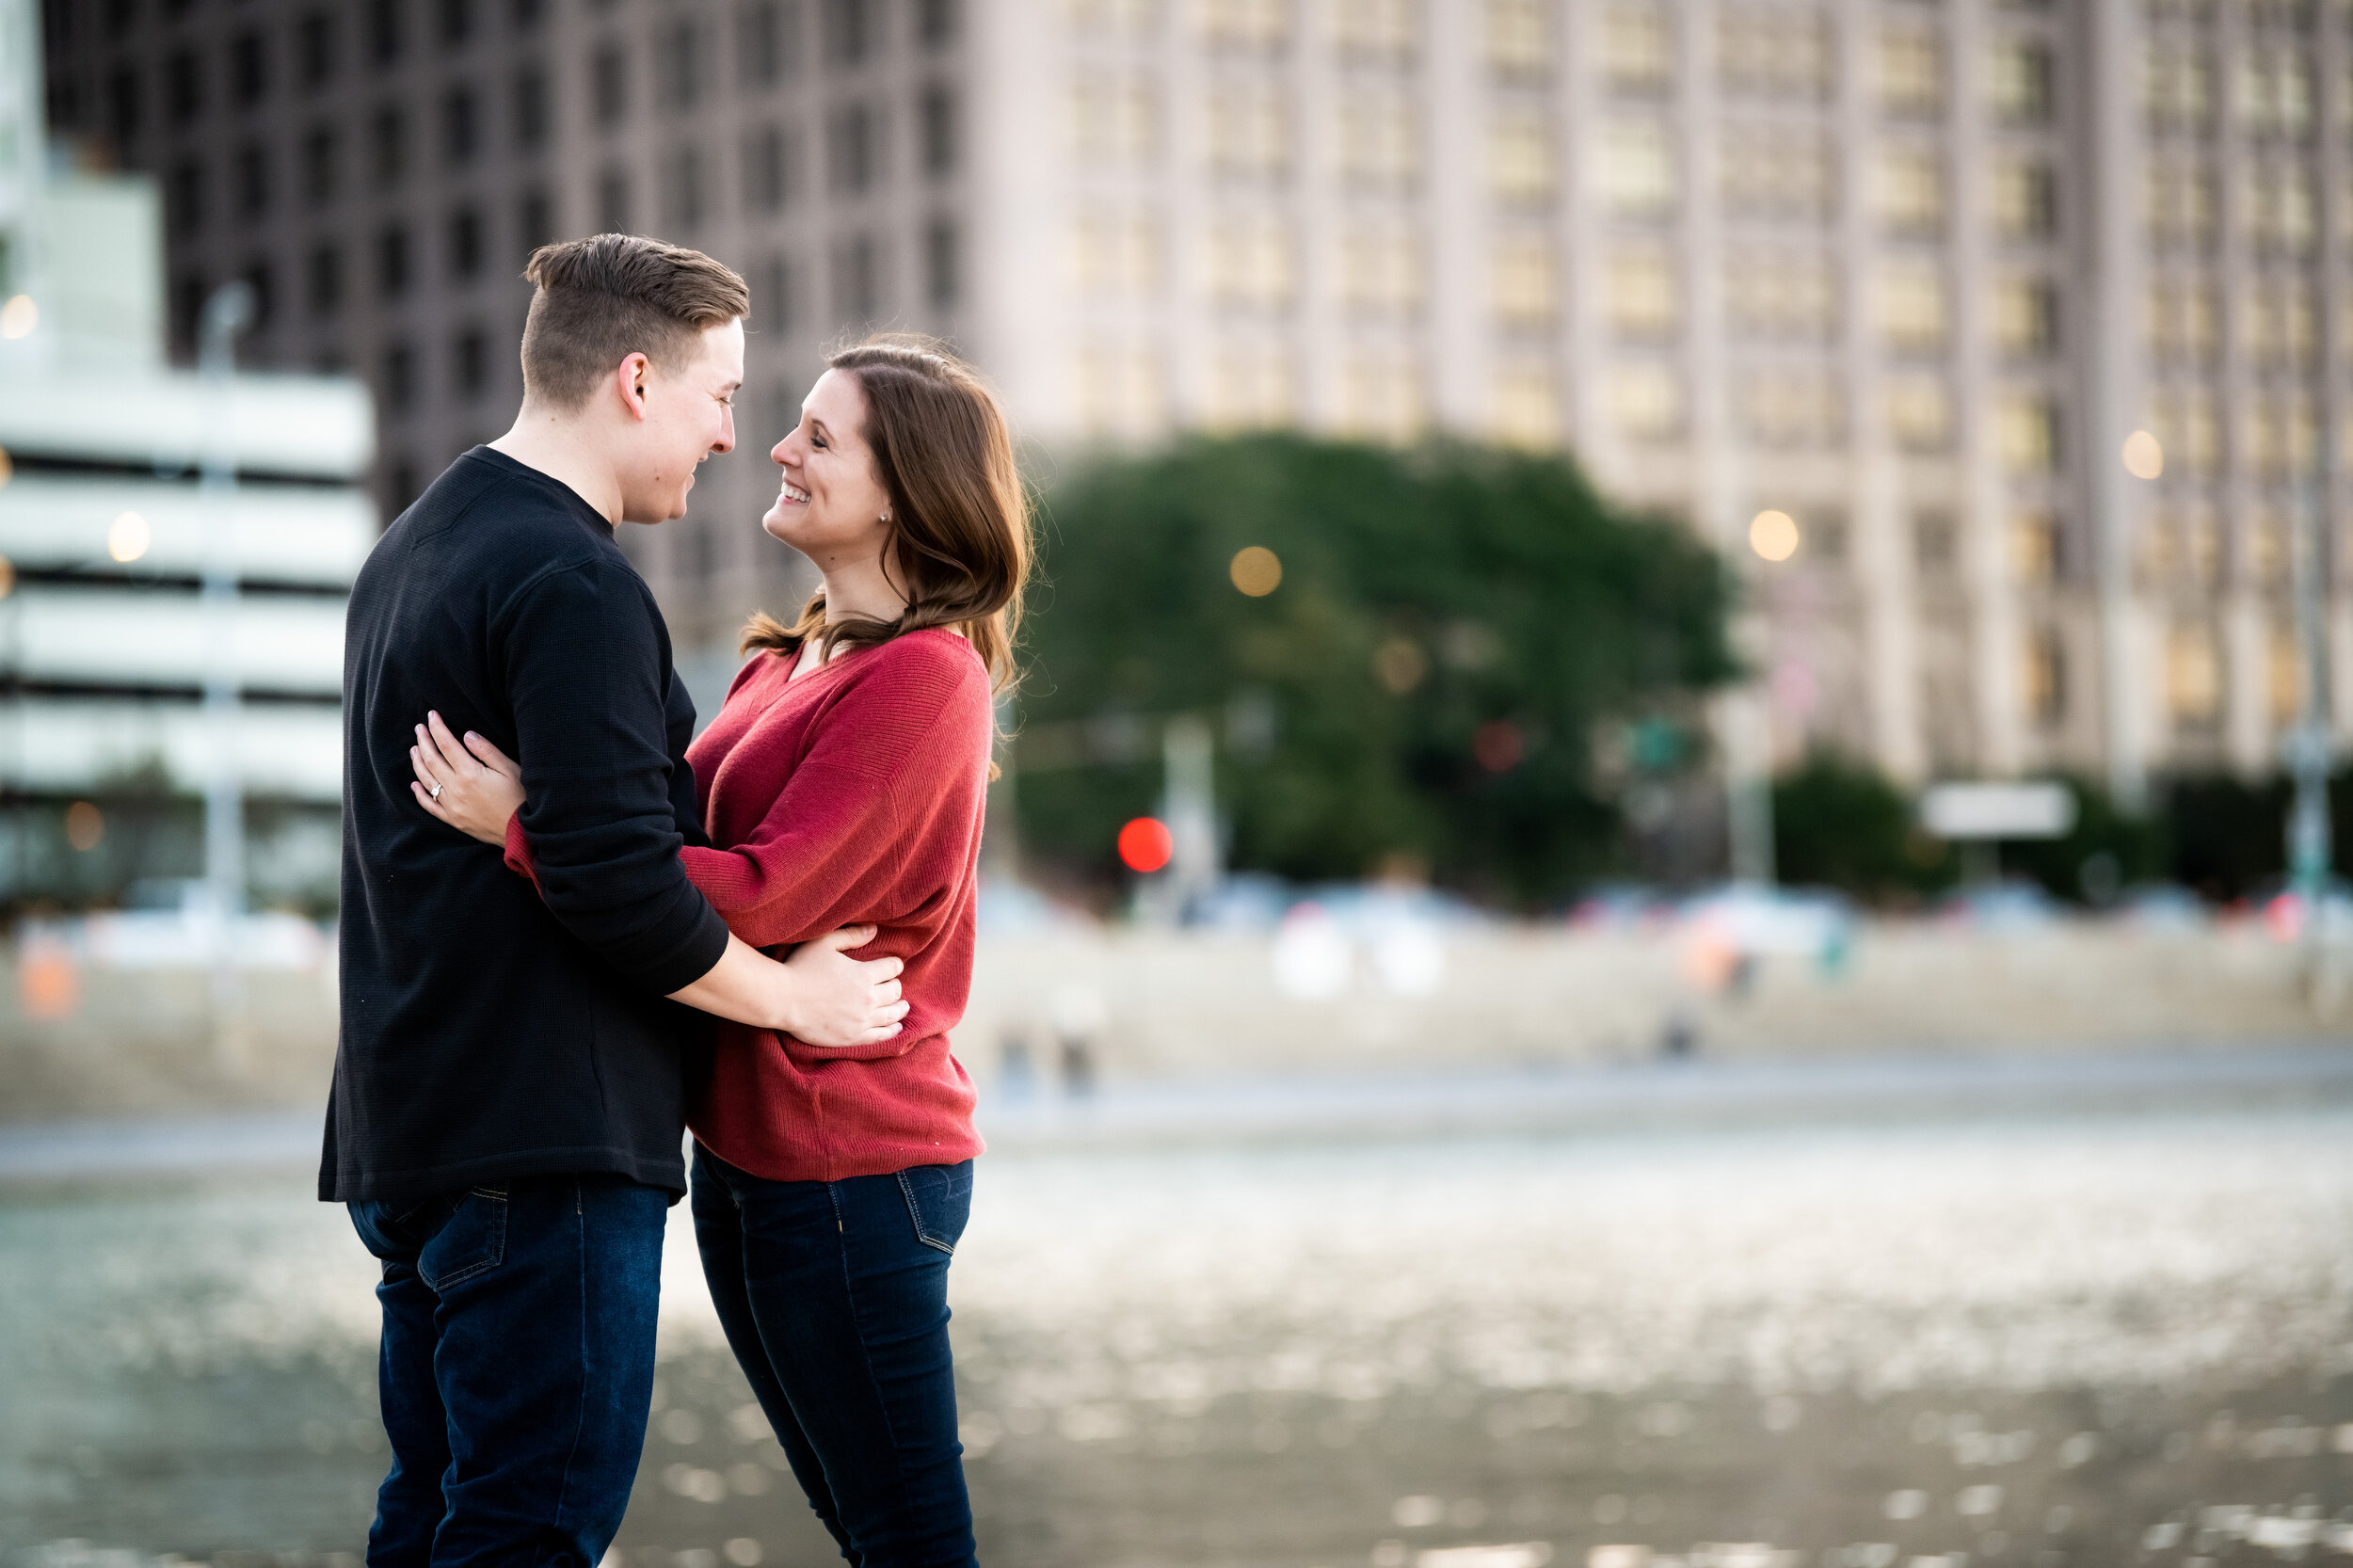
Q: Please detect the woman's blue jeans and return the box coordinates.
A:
[691,1145,977,1568]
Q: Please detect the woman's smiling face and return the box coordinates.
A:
[763,368,894,568]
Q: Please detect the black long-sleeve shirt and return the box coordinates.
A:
[323,447,730,1202]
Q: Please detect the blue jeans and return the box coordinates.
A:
[691,1146,977,1568]
[347,1176,669,1567]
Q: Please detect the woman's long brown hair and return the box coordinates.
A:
[741,336,1032,701]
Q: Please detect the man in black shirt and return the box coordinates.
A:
[328,234,906,1563]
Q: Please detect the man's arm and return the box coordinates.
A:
[495,558,728,994]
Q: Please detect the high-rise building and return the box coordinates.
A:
[40,0,2351,792]
[4,0,371,904]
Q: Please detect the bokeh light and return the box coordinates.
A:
[1473,719,1525,773]
[0,294,37,339]
[0,442,12,488]
[2121,429,2164,480]
[65,801,105,852]
[1117,816,1174,872]
[107,510,151,563]
[0,552,13,600]
[1374,637,1428,694]
[1749,510,1801,562]
[1229,546,1283,597]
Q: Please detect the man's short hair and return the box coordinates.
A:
[519,233,750,410]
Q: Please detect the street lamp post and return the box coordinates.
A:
[2286,438,2336,1005]
[199,280,254,1066]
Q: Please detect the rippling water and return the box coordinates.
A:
[7,1104,2353,1566]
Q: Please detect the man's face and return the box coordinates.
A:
[616,317,744,524]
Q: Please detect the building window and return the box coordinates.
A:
[299,11,338,88]
[1204,216,1295,308]
[1725,251,1836,340]
[519,187,555,251]
[1338,228,1420,313]
[443,87,479,166]
[1996,394,2059,473]
[2166,624,2222,727]
[168,160,205,235]
[661,22,700,108]
[599,167,631,232]
[232,29,269,105]
[2011,510,2060,583]
[2142,160,2212,248]
[172,271,208,350]
[1491,366,1561,449]
[925,217,959,309]
[1877,259,1947,353]
[1335,0,1417,58]
[307,243,343,317]
[921,85,957,178]
[744,124,793,214]
[1880,31,1943,116]
[386,455,421,513]
[243,261,277,332]
[1336,92,1419,186]
[1605,247,1674,337]
[1206,344,1295,429]
[167,49,201,124]
[1995,160,2060,240]
[1886,376,1952,451]
[665,145,708,230]
[1877,147,1945,235]
[455,327,490,399]
[378,224,412,298]
[369,0,404,65]
[2025,630,2067,727]
[1594,121,1668,215]
[106,67,142,148]
[1719,9,1833,101]
[829,104,880,194]
[1601,8,1672,94]
[1073,342,1167,439]
[1487,0,1549,74]
[1493,237,1559,327]
[1338,354,1422,442]
[1987,39,2054,123]
[1493,112,1560,205]
[1740,370,1843,447]
[1913,511,1957,575]
[2143,41,2212,129]
[513,0,548,28]
[836,233,882,321]
[920,0,958,46]
[373,105,408,188]
[754,254,796,331]
[448,206,484,278]
[1606,360,1683,440]
[302,128,340,204]
[1993,277,2058,357]
[1206,84,1289,178]
[741,2,792,87]
[382,342,417,415]
[441,0,474,46]
[1719,127,1835,220]
[235,143,272,217]
[823,0,872,65]
[594,46,628,128]
[512,66,549,152]
[1070,74,1159,166]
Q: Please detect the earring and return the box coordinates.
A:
[881,510,891,522]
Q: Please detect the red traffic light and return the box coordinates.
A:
[1117,816,1174,873]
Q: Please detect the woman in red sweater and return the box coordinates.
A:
[411,336,1029,1567]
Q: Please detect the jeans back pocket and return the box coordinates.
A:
[419,1187,509,1289]
[896,1162,973,1256]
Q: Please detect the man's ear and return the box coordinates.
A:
[613,352,654,423]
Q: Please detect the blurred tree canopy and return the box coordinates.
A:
[1010,433,1736,907]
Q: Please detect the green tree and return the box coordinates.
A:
[1771,752,1955,904]
[1012,433,1734,907]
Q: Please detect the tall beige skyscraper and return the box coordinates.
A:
[40,0,2350,790]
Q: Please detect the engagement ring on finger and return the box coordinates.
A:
[430,783,444,801]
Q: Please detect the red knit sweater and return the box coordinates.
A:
[506,627,994,1182]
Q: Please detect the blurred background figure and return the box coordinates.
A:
[9,0,2353,1562]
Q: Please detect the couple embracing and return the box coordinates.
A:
[322,232,1024,1566]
